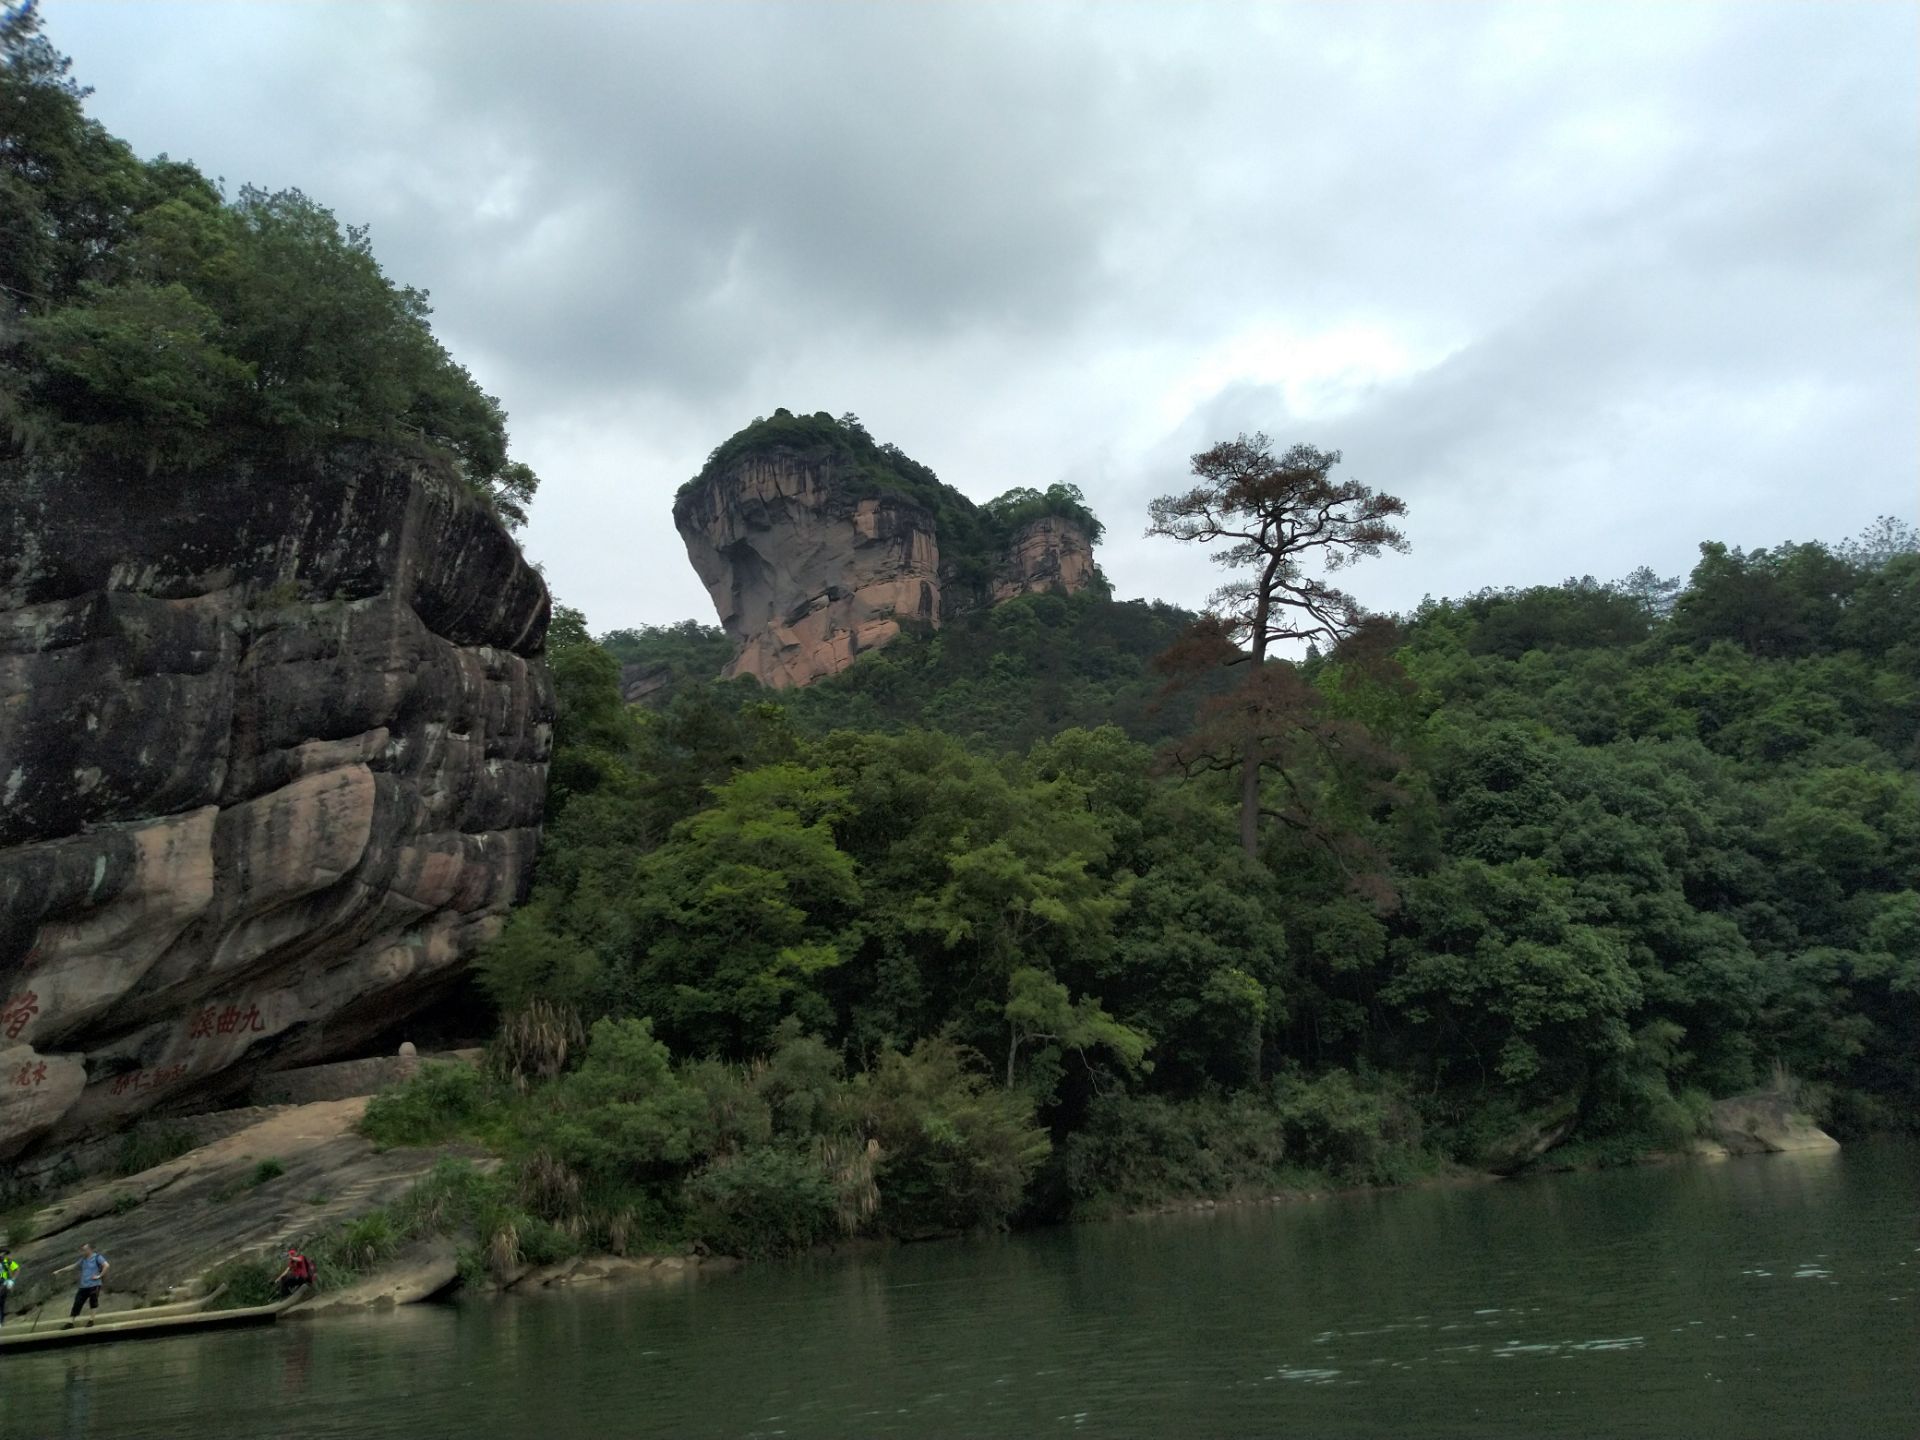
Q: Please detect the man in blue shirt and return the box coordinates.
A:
[57,1243,110,1318]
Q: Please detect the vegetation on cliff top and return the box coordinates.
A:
[0,5,538,524]
[679,409,1104,590]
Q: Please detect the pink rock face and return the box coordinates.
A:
[675,447,1099,690]
[0,449,553,1165]
[677,455,943,690]
[991,516,1096,604]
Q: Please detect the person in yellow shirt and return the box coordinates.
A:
[0,1242,19,1325]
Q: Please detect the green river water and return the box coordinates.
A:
[2,1141,1914,1439]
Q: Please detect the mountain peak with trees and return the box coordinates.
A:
[670,410,1104,687]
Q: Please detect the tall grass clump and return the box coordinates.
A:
[114,1125,197,1176]
[490,1000,586,1092]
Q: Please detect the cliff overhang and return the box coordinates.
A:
[0,446,553,1166]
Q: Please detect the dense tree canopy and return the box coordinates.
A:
[0,5,537,521]
[449,509,1918,1257]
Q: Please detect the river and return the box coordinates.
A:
[2,1141,1913,1439]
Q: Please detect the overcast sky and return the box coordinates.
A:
[47,0,1920,632]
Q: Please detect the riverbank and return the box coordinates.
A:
[2,1095,485,1318]
[0,1085,753,1324]
[0,1066,1843,1325]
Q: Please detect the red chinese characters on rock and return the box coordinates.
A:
[186,1001,267,1041]
[109,1062,189,1098]
[9,1060,50,1089]
[2,990,40,1041]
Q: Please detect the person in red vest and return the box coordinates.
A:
[274,1246,316,1297]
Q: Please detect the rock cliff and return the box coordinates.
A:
[675,452,942,690]
[675,415,1096,688]
[991,515,1098,605]
[0,448,552,1165]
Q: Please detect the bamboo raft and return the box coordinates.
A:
[0,1285,310,1354]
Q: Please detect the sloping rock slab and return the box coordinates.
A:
[6,1097,477,1313]
[293,1236,459,1314]
[1708,1092,1840,1155]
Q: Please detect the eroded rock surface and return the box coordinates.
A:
[675,452,941,689]
[676,445,1094,689]
[992,516,1097,604]
[0,449,551,1164]
[1707,1092,1840,1155]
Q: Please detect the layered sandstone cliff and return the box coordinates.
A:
[675,452,941,690]
[0,448,552,1164]
[675,421,1096,689]
[991,515,1098,605]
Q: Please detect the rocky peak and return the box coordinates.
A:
[673,413,1097,688]
[675,449,941,689]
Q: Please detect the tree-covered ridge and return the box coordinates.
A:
[0,5,537,523]
[599,619,737,696]
[677,409,1104,586]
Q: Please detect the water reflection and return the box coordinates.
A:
[61,1358,91,1440]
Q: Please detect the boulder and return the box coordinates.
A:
[295,1236,461,1313]
[0,448,552,1165]
[1475,1095,1582,1175]
[1707,1092,1840,1155]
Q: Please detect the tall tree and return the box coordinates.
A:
[1147,435,1408,857]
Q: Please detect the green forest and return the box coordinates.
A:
[382,454,1918,1264]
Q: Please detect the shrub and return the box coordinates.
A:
[205,1257,280,1309]
[2,1204,37,1247]
[320,1211,398,1275]
[390,1158,494,1234]
[857,1038,1049,1238]
[752,1022,849,1139]
[1059,1092,1298,1215]
[687,1146,841,1258]
[249,1158,286,1186]
[360,1061,499,1147]
[524,1018,707,1184]
[681,1057,774,1156]
[1272,1069,1424,1185]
